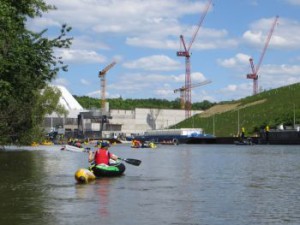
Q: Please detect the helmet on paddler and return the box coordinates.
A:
[101,142,110,148]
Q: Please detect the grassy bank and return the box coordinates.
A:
[173,83,300,137]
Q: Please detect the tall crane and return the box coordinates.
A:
[247,15,279,95]
[177,0,212,118]
[174,80,212,110]
[98,61,116,112]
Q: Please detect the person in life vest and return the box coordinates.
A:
[241,127,245,139]
[265,125,270,142]
[88,142,118,166]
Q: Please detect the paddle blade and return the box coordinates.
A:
[122,158,141,166]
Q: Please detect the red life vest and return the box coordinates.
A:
[94,148,110,165]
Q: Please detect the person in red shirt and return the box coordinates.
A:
[88,142,118,166]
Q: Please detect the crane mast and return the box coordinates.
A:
[247,15,279,95]
[177,0,212,118]
[98,61,116,112]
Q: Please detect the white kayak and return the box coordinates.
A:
[61,144,90,153]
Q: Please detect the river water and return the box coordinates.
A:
[0,144,299,225]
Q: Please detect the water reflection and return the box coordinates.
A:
[0,150,47,225]
[96,178,111,216]
[75,178,112,217]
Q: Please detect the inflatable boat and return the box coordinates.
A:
[74,158,141,183]
[88,161,126,177]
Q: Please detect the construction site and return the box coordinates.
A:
[45,0,280,142]
[44,86,203,140]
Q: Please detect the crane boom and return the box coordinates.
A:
[246,16,278,95]
[174,80,212,110]
[255,15,279,74]
[176,0,212,118]
[174,80,212,93]
[98,61,116,112]
[99,61,116,77]
[188,0,212,52]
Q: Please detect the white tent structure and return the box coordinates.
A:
[45,85,86,133]
[55,85,83,111]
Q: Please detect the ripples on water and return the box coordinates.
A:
[0,144,299,225]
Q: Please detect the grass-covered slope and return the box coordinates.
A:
[173,83,300,137]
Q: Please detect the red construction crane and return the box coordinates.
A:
[247,15,279,95]
[98,61,116,112]
[177,0,212,118]
[174,80,212,110]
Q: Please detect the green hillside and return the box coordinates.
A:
[173,83,300,137]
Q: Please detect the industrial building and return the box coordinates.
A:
[44,86,203,140]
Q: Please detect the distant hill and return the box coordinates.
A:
[173,83,300,137]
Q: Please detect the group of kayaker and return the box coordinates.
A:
[131,139,156,148]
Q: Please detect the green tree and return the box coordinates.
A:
[0,0,71,145]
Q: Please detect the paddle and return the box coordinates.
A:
[118,157,141,166]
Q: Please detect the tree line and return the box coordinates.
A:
[74,96,216,111]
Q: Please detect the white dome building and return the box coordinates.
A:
[55,85,83,111]
[44,85,87,134]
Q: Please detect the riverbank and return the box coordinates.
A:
[186,130,300,145]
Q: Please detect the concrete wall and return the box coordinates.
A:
[45,107,203,137]
[109,108,203,136]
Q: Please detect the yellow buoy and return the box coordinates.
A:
[75,168,96,183]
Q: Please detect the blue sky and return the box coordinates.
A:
[29,0,300,103]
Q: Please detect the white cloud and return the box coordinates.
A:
[286,0,300,5]
[39,0,236,51]
[123,55,182,71]
[262,64,300,76]
[52,78,69,86]
[258,64,300,90]
[155,89,174,98]
[43,0,204,33]
[192,90,215,102]
[72,36,110,51]
[218,53,251,69]
[191,72,207,83]
[80,79,90,86]
[224,84,238,92]
[56,49,106,64]
[243,17,300,50]
[27,17,61,30]
[126,37,179,50]
[213,82,252,101]
[126,27,238,50]
[172,73,186,83]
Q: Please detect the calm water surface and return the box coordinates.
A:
[0,144,299,225]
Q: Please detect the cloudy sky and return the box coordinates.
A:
[29,0,300,103]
